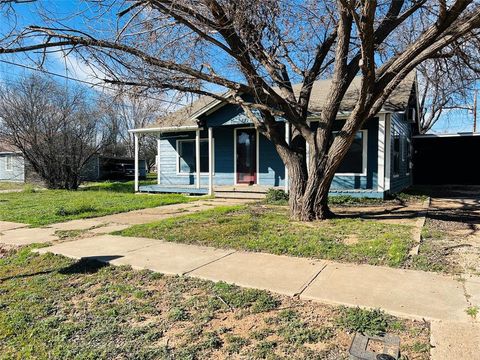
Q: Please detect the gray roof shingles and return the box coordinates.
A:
[145,73,416,130]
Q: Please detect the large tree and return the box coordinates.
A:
[1,0,480,219]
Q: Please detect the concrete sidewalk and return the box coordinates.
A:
[35,234,477,323]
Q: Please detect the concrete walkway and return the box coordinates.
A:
[0,198,250,245]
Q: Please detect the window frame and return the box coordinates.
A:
[176,138,214,175]
[333,129,368,177]
[5,155,13,172]
[405,137,412,176]
[392,129,401,178]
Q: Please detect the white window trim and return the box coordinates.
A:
[5,155,13,172]
[233,126,259,186]
[334,129,368,177]
[176,138,215,176]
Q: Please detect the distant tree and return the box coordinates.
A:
[417,58,479,134]
[99,93,163,172]
[0,75,106,189]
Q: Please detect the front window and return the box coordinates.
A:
[406,138,412,174]
[5,155,13,171]
[335,131,367,175]
[177,139,211,174]
[393,130,401,176]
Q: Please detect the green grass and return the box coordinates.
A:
[0,248,430,360]
[336,307,391,336]
[118,205,415,267]
[81,179,155,193]
[0,182,30,191]
[0,188,197,226]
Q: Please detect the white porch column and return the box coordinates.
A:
[208,127,213,195]
[284,121,290,193]
[195,129,201,189]
[384,114,392,192]
[157,135,161,185]
[377,114,386,192]
[134,133,139,192]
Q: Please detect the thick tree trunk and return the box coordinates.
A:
[286,151,336,221]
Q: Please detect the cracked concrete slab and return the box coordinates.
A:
[0,227,58,245]
[189,251,326,297]
[430,321,480,360]
[50,219,108,231]
[0,221,28,232]
[35,235,158,260]
[110,242,235,276]
[301,262,470,321]
[464,276,480,308]
[88,224,130,234]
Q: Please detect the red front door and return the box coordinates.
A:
[236,128,257,184]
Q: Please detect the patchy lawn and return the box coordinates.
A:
[81,179,155,193]
[0,182,31,191]
[119,205,415,267]
[0,188,196,226]
[0,247,430,359]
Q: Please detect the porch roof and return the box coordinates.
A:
[131,72,416,134]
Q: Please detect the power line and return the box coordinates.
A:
[0,58,186,108]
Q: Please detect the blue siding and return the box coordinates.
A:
[158,125,286,187]
[0,153,25,182]
[389,113,413,194]
[259,128,285,187]
[312,118,378,191]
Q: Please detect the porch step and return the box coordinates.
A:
[214,186,269,200]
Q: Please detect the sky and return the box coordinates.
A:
[0,0,477,134]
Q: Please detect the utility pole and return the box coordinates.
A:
[474,89,478,133]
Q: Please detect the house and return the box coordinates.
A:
[0,144,25,183]
[130,74,419,198]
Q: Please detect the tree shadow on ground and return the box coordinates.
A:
[0,256,122,282]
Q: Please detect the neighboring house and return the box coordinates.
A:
[82,156,147,181]
[130,74,419,198]
[0,144,25,182]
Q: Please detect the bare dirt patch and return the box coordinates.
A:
[410,196,480,275]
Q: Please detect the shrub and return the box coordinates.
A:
[265,189,289,205]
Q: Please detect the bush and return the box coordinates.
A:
[265,189,289,205]
[337,307,391,336]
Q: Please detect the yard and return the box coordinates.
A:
[119,204,417,268]
[0,246,430,359]
[0,182,198,226]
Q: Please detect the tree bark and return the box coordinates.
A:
[286,149,336,221]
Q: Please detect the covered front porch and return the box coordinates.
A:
[130,122,291,196]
